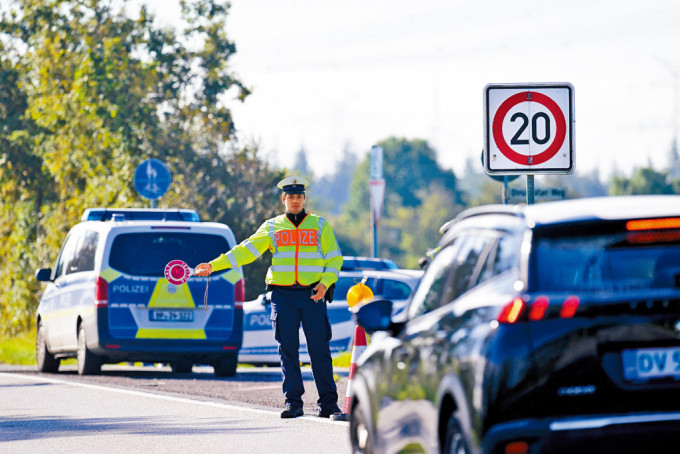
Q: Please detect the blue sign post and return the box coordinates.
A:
[134,159,171,207]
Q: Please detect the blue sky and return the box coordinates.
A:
[141,0,680,179]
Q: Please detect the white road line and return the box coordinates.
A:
[0,372,348,426]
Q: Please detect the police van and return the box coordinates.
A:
[35,208,244,376]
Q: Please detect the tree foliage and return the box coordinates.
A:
[609,166,675,195]
[335,137,463,267]
[0,0,280,334]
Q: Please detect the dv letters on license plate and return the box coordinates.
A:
[622,347,680,381]
[149,310,193,322]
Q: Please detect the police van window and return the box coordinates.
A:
[382,279,412,300]
[333,276,355,302]
[55,232,79,278]
[69,231,99,274]
[109,233,230,277]
[407,243,461,320]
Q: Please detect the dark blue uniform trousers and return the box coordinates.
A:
[270,286,339,411]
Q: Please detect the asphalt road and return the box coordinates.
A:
[0,364,352,453]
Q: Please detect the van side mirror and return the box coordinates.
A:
[35,268,53,282]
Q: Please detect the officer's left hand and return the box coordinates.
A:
[311,283,327,301]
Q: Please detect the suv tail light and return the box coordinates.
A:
[528,296,549,320]
[498,297,525,323]
[95,277,108,307]
[559,296,579,318]
[498,295,580,323]
[626,217,680,230]
[234,279,245,310]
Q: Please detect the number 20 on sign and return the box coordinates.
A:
[484,83,575,175]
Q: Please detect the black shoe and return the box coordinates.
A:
[317,406,342,418]
[281,404,304,419]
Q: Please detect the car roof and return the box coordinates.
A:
[341,256,398,271]
[339,269,423,282]
[71,219,234,235]
[445,195,680,234]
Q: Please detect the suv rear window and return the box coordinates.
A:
[531,222,680,292]
[109,232,230,277]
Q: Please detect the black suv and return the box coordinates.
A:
[349,195,680,454]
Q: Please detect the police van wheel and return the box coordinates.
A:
[170,361,193,374]
[77,326,102,375]
[213,354,237,377]
[36,322,60,373]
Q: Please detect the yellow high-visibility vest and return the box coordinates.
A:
[210,213,343,288]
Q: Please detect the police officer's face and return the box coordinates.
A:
[282,193,305,214]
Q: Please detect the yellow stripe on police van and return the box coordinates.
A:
[148,279,195,308]
[221,268,244,284]
[100,267,122,283]
[136,328,206,339]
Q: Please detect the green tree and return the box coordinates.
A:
[610,166,675,195]
[336,137,462,267]
[344,137,459,220]
[0,0,279,333]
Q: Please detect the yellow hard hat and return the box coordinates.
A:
[346,278,374,310]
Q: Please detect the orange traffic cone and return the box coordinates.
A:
[331,324,367,422]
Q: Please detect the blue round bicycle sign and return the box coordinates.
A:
[134,159,171,200]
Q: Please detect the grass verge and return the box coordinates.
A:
[0,330,36,365]
[1,329,355,368]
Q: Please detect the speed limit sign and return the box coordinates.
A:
[484,83,574,175]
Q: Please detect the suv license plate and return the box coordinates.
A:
[149,310,194,322]
[622,347,680,381]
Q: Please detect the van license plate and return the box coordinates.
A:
[149,310,194,322]
[622,347,680,381]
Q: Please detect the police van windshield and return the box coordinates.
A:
[109,232,229,277]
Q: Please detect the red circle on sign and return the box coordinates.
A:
[164,260,191,285]
[492,91,566,166]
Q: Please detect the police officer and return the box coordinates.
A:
[195,176,343,419]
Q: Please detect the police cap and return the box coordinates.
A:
[277,176,308,195]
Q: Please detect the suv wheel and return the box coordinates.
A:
[213,354,237,377]
[170,361,193,374]
[77,326,102,375]
[350,401,374,454]
[36,322,60,373]
[443,412,470,454]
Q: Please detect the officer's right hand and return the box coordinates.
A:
[195,263,212,277]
